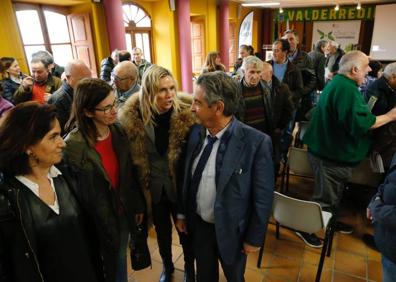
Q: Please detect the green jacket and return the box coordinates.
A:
[13,75,62,105]
[64,123,145,282]
[304,74,376,165]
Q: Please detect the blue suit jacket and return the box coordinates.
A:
[180,118,274,264]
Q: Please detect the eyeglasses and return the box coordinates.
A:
[95,100,119,114]
[111,72,132,82]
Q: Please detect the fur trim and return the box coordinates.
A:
[118,93,195,223]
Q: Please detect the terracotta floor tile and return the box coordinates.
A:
[266,255,301,281]
[333,271,368,282]
[298,264,332,282]
[334,250,367,279]
[273,240,305,260]
[248,248,273,270]
[367,259,382,281]
[302,247,334,269]
[367,247,381,262]
[263,274,294,282]
[244,268,265,282]
[337,233,367,257]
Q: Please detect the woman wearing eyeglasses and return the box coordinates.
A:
[63,78,146,282]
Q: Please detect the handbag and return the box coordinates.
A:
[129,224,151,270]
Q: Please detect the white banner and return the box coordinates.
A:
[239,12,253,46]
[312,20,361,51]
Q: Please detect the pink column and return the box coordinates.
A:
[176,0,193,93]
[218,0,230,71]
[103,0,126,51]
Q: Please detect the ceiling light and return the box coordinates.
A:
[335,3,340,11]
[357,1,361,10]
[242,2,280,7]
[279,7,284,13]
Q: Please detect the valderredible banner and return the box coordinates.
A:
[312,21,361,51]
[277,6,375,22]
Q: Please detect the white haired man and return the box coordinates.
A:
[300,51,396,247]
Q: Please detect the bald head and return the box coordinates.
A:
[65,60,92,89]
[261,62,273,83]
[113,61,138,92]
[338,51,371,86]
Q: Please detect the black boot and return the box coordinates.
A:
[159,262,174,282]
[183,262,195,282]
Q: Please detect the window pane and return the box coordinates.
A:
[135,33,143,51]
[24,45,46,70]
[125,34,132,53]
[44,11,71,44]
[142,33,151,62]
[16,10,44,44]
[51,45,73,67]
[136,16,151,27]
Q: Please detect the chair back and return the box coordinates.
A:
[273,192,324,234]
[349,158,383,187]
[288,147,314,177]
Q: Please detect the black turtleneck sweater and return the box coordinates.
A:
[154,108,172,155]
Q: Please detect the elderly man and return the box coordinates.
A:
[325,41,345,82]
[261,62,294,172]
[366,62,396,170]
[48,60,91,135]
[238,56,293,174]
[13,54,62,104]
[112,61,140,107]
[301,51,396,247]
[283,30,316,121]
[176,71,274,282]
[132,47,152,82]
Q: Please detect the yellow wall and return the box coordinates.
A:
[0,0,29,74]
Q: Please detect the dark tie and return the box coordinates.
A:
[190,135,218,212]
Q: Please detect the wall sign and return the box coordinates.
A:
[277,6,375,22]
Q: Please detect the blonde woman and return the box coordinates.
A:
[118,65,195,282]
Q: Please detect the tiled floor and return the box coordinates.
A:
[127,174,383,282]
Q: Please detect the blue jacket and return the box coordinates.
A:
[369,153,396,264]
[180,118,274,264]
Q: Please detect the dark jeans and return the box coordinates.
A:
[152,191,194,269]
[192,214,246,282]
[308,153,353,213]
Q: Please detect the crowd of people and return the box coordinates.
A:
[1,29,396,282]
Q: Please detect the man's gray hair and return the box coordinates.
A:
[241,56,263,71]
[31,50,54,68]
[329,41,340,48]
[383,62,396,79]
[338,50,368,75]
[195,71,241,117]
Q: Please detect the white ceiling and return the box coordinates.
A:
[232,0,395,8]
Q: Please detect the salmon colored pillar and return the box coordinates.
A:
[176,0,193,93]
[103,0,126,52]
[219,0,230,71]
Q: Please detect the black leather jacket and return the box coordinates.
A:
[0,168,104,282]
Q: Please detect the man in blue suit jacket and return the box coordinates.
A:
[176,71,274,282]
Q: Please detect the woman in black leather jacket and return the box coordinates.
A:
[0,102,105,282]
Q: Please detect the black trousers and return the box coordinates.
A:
[152,191,194,269]
[192,214,247,282]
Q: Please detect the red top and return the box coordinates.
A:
[32,83,46,104]
[95,132,120,189]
